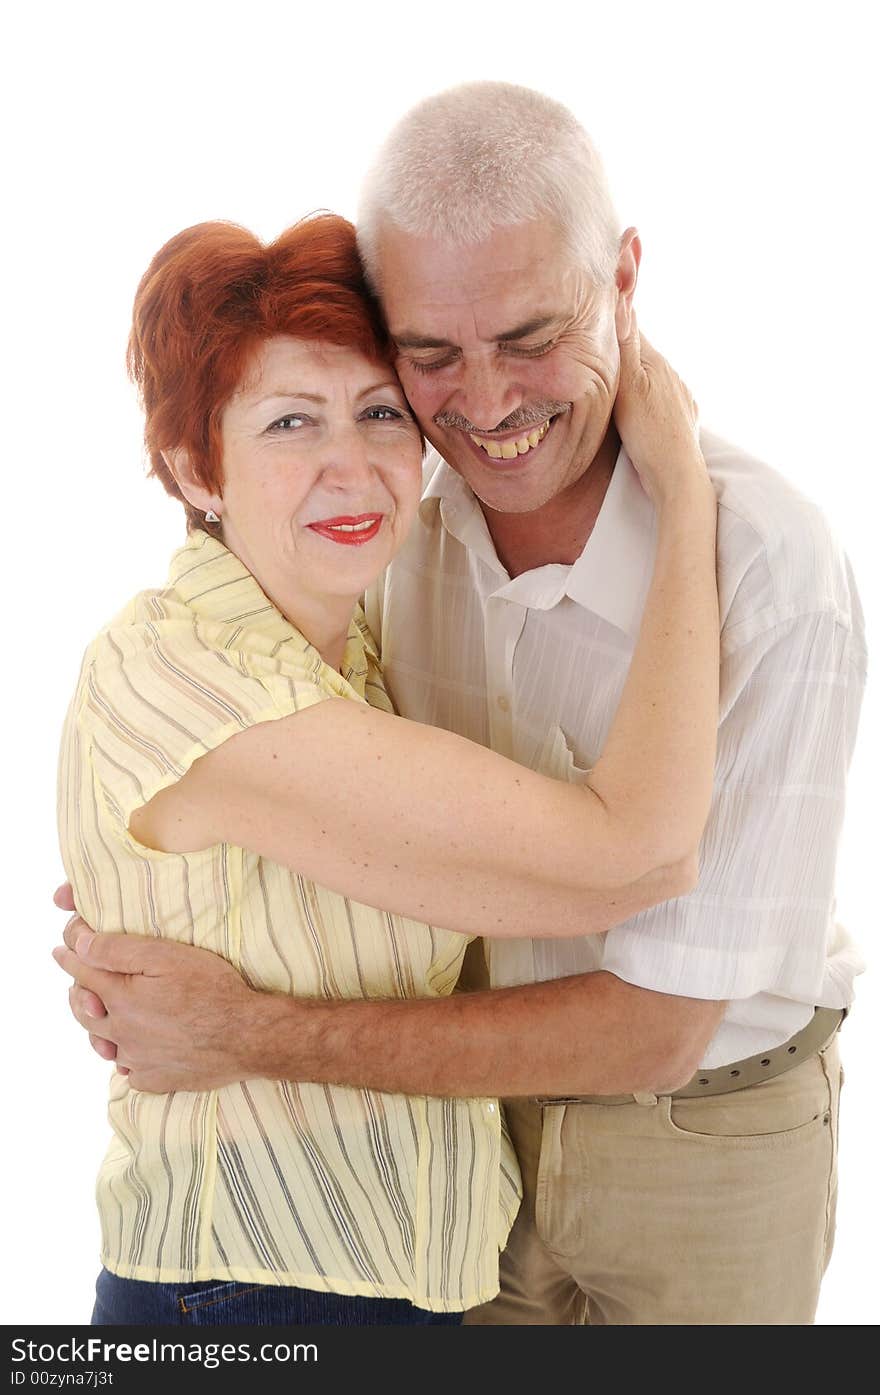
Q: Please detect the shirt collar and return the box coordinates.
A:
[166,530,370,697]
[420,451,508,577]
[419,447,657,637]
[563,447,657,636]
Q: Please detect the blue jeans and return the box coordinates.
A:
[92,1268,463,1326]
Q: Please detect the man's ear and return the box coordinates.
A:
[615,227,642,337]
[161,448,223,520]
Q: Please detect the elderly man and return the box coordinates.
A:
[56,82,865,1325]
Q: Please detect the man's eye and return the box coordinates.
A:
[407,357,455,374]
[363,405,405,421]
[504,339,556,358]
[269,414,308,431]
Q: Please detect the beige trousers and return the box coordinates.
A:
[466,1037,842,1325]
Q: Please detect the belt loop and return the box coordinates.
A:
[632,1091,659,1107]
[541,1097,566,1152]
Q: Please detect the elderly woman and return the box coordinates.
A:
[57,214,718,1326]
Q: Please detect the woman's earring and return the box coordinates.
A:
[205,510,220,524]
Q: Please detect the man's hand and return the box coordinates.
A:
[52,906,278,1092]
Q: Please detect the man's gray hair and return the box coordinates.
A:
[357,82,621,292]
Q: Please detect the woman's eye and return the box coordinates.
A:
[363,405,405,421]
[269,414,308,432]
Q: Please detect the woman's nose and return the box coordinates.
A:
[320,427,376,487]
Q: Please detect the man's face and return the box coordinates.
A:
[377,217,624,515]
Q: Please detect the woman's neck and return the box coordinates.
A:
[276,590,354,672]
[221,535,355,672]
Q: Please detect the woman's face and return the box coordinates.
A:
[215,336,423,612]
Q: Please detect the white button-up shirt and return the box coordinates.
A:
[366,430,867,1068]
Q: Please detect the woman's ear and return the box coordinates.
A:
[161,449,223,521]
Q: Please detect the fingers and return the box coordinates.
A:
[615,307,679,395]
[54,883,76,912]
[89,1033,118,1062]
[615,297,641,375]
[616,300,664,375]
[60,926,158,974]
[63,915,89,952]
[52,943,126,1000]
[68,986,122,1063]
[69,982,107,1020]
[67,982,118,1052]
[634,328,658,362]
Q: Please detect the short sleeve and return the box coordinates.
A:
[77,621,337,835]
[601,611,867,1002]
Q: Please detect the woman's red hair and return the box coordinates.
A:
[128,214,394,531]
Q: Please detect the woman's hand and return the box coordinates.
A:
[54,885,119,1065]
[612,301,708,507]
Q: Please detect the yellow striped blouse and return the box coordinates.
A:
[57,530,521,1311]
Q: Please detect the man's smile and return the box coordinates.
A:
[452,413,564,468]
[468,418,552,458]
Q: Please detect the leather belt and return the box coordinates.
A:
[535,1006,846,1106]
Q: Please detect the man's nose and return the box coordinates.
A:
[454,359,522,433]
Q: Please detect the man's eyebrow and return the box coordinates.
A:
[392,333,456,351]
[393,315,563,351]
[496,314,563,343]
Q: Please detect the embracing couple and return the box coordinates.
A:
[54,81,865,1327]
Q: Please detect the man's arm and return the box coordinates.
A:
[54,916,724,1096]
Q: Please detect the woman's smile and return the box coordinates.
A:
[306,512,385,545]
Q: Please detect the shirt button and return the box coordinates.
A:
[487,1102,496,1113]
[496,696,510,713]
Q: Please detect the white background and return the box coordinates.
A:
[3,0,876,1325]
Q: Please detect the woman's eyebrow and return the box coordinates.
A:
[247,383,402,408]
[252,390,327,406]
[355,380,402,399]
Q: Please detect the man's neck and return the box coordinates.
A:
[482,428,619,579]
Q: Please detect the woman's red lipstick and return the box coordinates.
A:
[306,513,384,545]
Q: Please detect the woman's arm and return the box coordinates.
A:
[131,318,719,939]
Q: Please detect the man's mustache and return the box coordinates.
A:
[433,402,570,434]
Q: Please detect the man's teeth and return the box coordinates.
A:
[468,420,551,458]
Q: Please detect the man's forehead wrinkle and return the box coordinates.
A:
[395,299,570,349]
[395,243,553,306]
